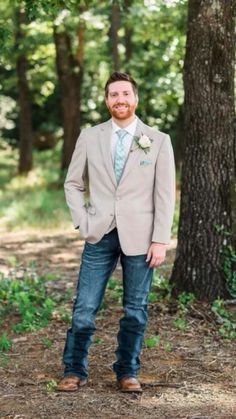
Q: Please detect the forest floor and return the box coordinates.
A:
[0,229,235,419]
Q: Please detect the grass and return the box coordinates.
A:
[144,335,160,348]
[0,271,55,333]
[41,337,53,349]
[0,332,12,352]
[0,140,70,231]
[0,266,72,335]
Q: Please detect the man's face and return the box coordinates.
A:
[105,81,138,121]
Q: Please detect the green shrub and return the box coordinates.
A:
[0,333,12,352]
[0,270,55,333]
[212,299,236,339]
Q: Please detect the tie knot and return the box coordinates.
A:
[116,129,128,141]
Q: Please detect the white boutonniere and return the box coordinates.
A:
[133,133,153,154]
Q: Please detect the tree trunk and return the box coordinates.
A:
[174,105,185,171]
[15,8,33,174]
[108,1,120,71]
[54,26,83,171]
[124,0,133,64]
[170,0,235,300]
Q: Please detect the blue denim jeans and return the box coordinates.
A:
[63,228,153,380]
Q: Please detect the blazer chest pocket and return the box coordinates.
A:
[139,159,152,167]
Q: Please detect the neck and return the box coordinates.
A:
[112,115,136,128]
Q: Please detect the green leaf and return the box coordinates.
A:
[144,335,160,348]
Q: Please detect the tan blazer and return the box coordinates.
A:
[64,117,175,255]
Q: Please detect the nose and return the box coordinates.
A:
[115,94,126,102]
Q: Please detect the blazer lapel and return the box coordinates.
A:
[99,119,117,187]
[119,118,145,183]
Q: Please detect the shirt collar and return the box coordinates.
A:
[112,116,137,137]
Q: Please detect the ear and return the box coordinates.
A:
[135,94,139,105]
[105,97,109,108]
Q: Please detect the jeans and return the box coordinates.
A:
[63,228,153,380]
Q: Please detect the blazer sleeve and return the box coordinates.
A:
[64,129,88,228]
[152,135,176,244]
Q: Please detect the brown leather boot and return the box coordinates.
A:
[57,375,87,392]
[117,377,142,393]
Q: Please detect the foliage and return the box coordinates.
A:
[0,258,73,337]
[0,259,74,334]
[46,379,58,392]
[163,340,172,352]
[41,336,53,348]
[149,271,172,302]
[144,335,160,348]
[94,337,104,344]
[211,299,236,340]
[214,225,236,298]
[55,305,72,323]
[124,0,186,140]
[0,333,12,352]
[0,269,56,333]
[177,291,195,311]
[171,191,180,236]
[173,316,187,331]
[106,277,123,304]
[222,244,236,298]
[0,0,187,147]
[144,334,172,351]
[172,292,195,331]
[0,353,10,367]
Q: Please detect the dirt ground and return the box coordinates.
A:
[0,230,235,419]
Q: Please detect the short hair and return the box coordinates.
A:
[104,72,138,97]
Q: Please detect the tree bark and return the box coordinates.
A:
[15,8,33,174]
[170,0,235,300]
[54,19,84,171]
[174,105,185,171]
[124,0,133,64]
[108,0,120,71]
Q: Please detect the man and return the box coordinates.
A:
[57,72,175,393]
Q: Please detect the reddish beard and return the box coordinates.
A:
[107,102,136,120]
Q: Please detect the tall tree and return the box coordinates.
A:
[171,0,235,300]
[124,0,133,64]
[108,0,120,71]
[54,9,85,171]
[15,7,33,174]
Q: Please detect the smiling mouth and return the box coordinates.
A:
[114,105,128,110]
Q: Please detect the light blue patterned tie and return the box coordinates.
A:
[114,129,128,182]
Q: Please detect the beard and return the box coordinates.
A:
[107,102,136,120]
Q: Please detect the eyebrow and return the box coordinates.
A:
[109,90,132,94]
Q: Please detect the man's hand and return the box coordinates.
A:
[146,242,167,268]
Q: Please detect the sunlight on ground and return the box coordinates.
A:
[140,383,236,416]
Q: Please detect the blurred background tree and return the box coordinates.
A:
[0,0,187,172]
